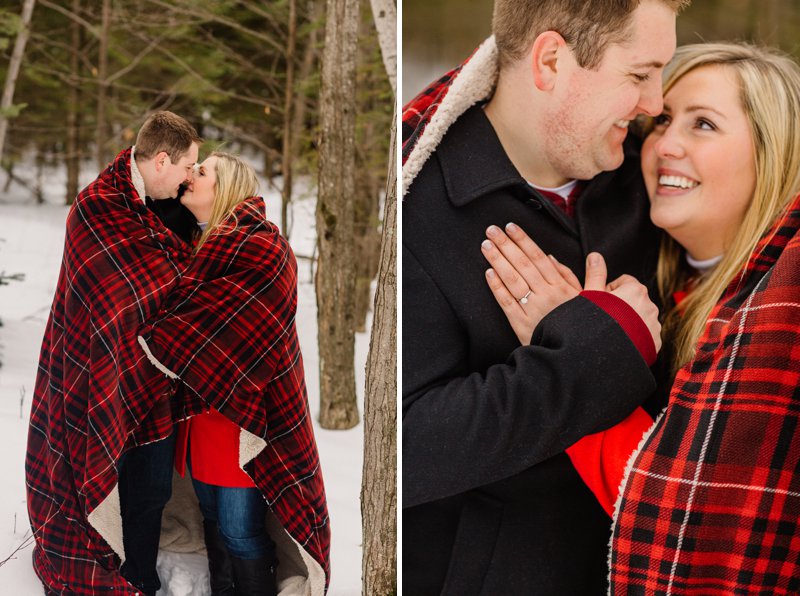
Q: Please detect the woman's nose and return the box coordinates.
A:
[654,127,685,160]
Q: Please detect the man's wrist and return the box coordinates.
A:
[579,290,657,366]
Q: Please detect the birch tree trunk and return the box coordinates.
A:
[66,0,82,204]
[0,0,37,164]
[361,107,396,596]
[315,0,360,429]
[95,0,111,170]
[368,0,396,94]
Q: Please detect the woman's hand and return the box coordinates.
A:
[482,223,662,352]
[481,223,590,344]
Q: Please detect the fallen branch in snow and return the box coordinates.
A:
[0,271,25,286]
[0,531,34,568]
[0,168,41,202]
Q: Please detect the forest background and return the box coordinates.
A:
[404,0,800,104]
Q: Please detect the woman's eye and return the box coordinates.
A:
[696,118,716,131]
[632,73,650,83]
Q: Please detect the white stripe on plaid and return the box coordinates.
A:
[665,272,766,594]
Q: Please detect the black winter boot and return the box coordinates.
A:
[230,553,279,596]
[203,520,237,596]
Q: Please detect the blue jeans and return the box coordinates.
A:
[118,433,176,594]
[191,478,275,560]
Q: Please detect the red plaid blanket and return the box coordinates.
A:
[402,64,464,164]
[138,196,330,589]
[26,148,191,593]
[610,193,800,595]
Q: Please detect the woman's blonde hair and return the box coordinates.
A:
[655,42,800,371]
[196,151,260,250]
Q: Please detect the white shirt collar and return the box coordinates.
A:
[686,252,723,274]
[529,179,579,201]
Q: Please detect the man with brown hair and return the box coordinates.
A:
[402,0,687,592]
[26,111,201,595]
[116,113,202,595]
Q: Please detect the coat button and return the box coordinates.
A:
[527,198,542,210]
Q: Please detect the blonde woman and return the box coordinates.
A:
[482,43,800,592]
[139,152,329,595]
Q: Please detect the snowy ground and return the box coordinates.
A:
[0,166,366,595]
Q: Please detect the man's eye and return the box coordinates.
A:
[633,73,650,83]
[653,113,670,126]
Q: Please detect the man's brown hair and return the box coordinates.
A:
[134,111,202,162]
[493,0,690,70]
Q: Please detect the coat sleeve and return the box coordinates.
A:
[403,244,657,507]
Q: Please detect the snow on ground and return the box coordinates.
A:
[0,167,366,595]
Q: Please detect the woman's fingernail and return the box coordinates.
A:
[482,240,494,250]
[486,225,500,238]
[486,268,496,279]
[506,222,519,234]
[587,253,598,266]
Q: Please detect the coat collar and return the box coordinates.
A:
[436,104,527,207]
[403,36,499,197]
[129,145,146,204]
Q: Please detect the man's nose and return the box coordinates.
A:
[638,80,664,118]
[638,93,664,119]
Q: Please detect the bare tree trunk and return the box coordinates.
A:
[66,0,82,204]
[361,1,396,589]
[0,0,37,165]
[34,148,45,204]
[292,0,321,148]
[283,0,323,234]
[367,0,396,95]
[361,105,396,596]
[353,124,381,332]
[96,0,111,170]
[280,0,297,234]
[316,0,360,429]
[353,1,392,330]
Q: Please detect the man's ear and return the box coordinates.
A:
[531,31,566,91]
[154,151,169,172]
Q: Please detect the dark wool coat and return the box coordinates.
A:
[403,37,663,594]
[610,194,800,595]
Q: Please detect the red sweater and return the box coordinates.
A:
[567,289,690,516]
[175,410,256,488]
